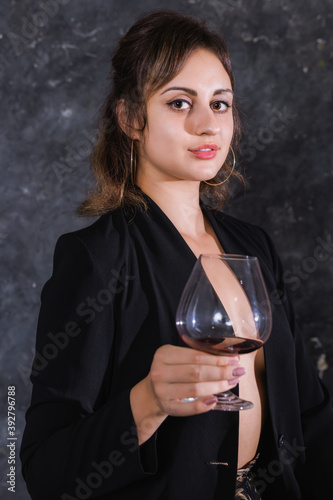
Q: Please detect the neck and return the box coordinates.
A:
[136,179,206,238]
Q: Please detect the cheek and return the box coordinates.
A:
[224,113,234,134]
[146,119,179,151]
[217,118,234,146]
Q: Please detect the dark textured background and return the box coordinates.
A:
[0,1,332,498]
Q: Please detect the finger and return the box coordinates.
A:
[151,363,244,384]
[165,395,220,417]
[155,344,240,367]
[157,377,240,400]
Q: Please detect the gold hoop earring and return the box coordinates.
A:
[120,182,125,201]
[203,146,236,186]
[130,139,136,185]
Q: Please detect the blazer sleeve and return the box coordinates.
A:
[20,232,157,500]
[263,230,333,490]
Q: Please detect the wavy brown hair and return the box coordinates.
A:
[78,9,243,216]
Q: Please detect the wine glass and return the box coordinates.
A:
[175,254,272,411]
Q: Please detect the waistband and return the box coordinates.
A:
[235,453,261,500]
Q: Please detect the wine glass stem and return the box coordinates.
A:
[213,390,254,411]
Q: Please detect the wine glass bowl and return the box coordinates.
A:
[175,254,272,411]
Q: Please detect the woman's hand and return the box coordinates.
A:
[130,344,245,445]
[148,344,244,415]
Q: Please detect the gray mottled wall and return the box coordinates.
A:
[0,0,332,498]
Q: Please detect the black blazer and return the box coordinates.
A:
[20,191,333,499]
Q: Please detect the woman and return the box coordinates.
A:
[20,10,333,500]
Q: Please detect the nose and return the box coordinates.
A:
[187,105,220,136]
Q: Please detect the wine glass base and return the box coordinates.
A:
[213,391,254,411]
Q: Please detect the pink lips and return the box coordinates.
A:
[189,143,219,160]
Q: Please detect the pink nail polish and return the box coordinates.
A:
[227,358,240,365]
[228,377,240,386]
[232,367,246,377]
[204,396,218,406]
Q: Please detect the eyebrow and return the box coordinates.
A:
[160,86,233,96]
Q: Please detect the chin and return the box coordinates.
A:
[199,171,221,182]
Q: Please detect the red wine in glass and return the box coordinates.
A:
[180,332,264,356]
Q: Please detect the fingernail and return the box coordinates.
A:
[228,358,240,365]
[228,377,240,386]
[204,396,218,406]
[232,367,246,377]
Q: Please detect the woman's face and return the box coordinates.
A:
[135,48,234,186]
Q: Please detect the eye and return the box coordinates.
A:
[167,99,192,111]
[211,101,231,113]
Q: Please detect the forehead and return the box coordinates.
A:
[159,48,231,92]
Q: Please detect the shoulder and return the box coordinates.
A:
[58,210,124,247]
[52,210,128,284]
